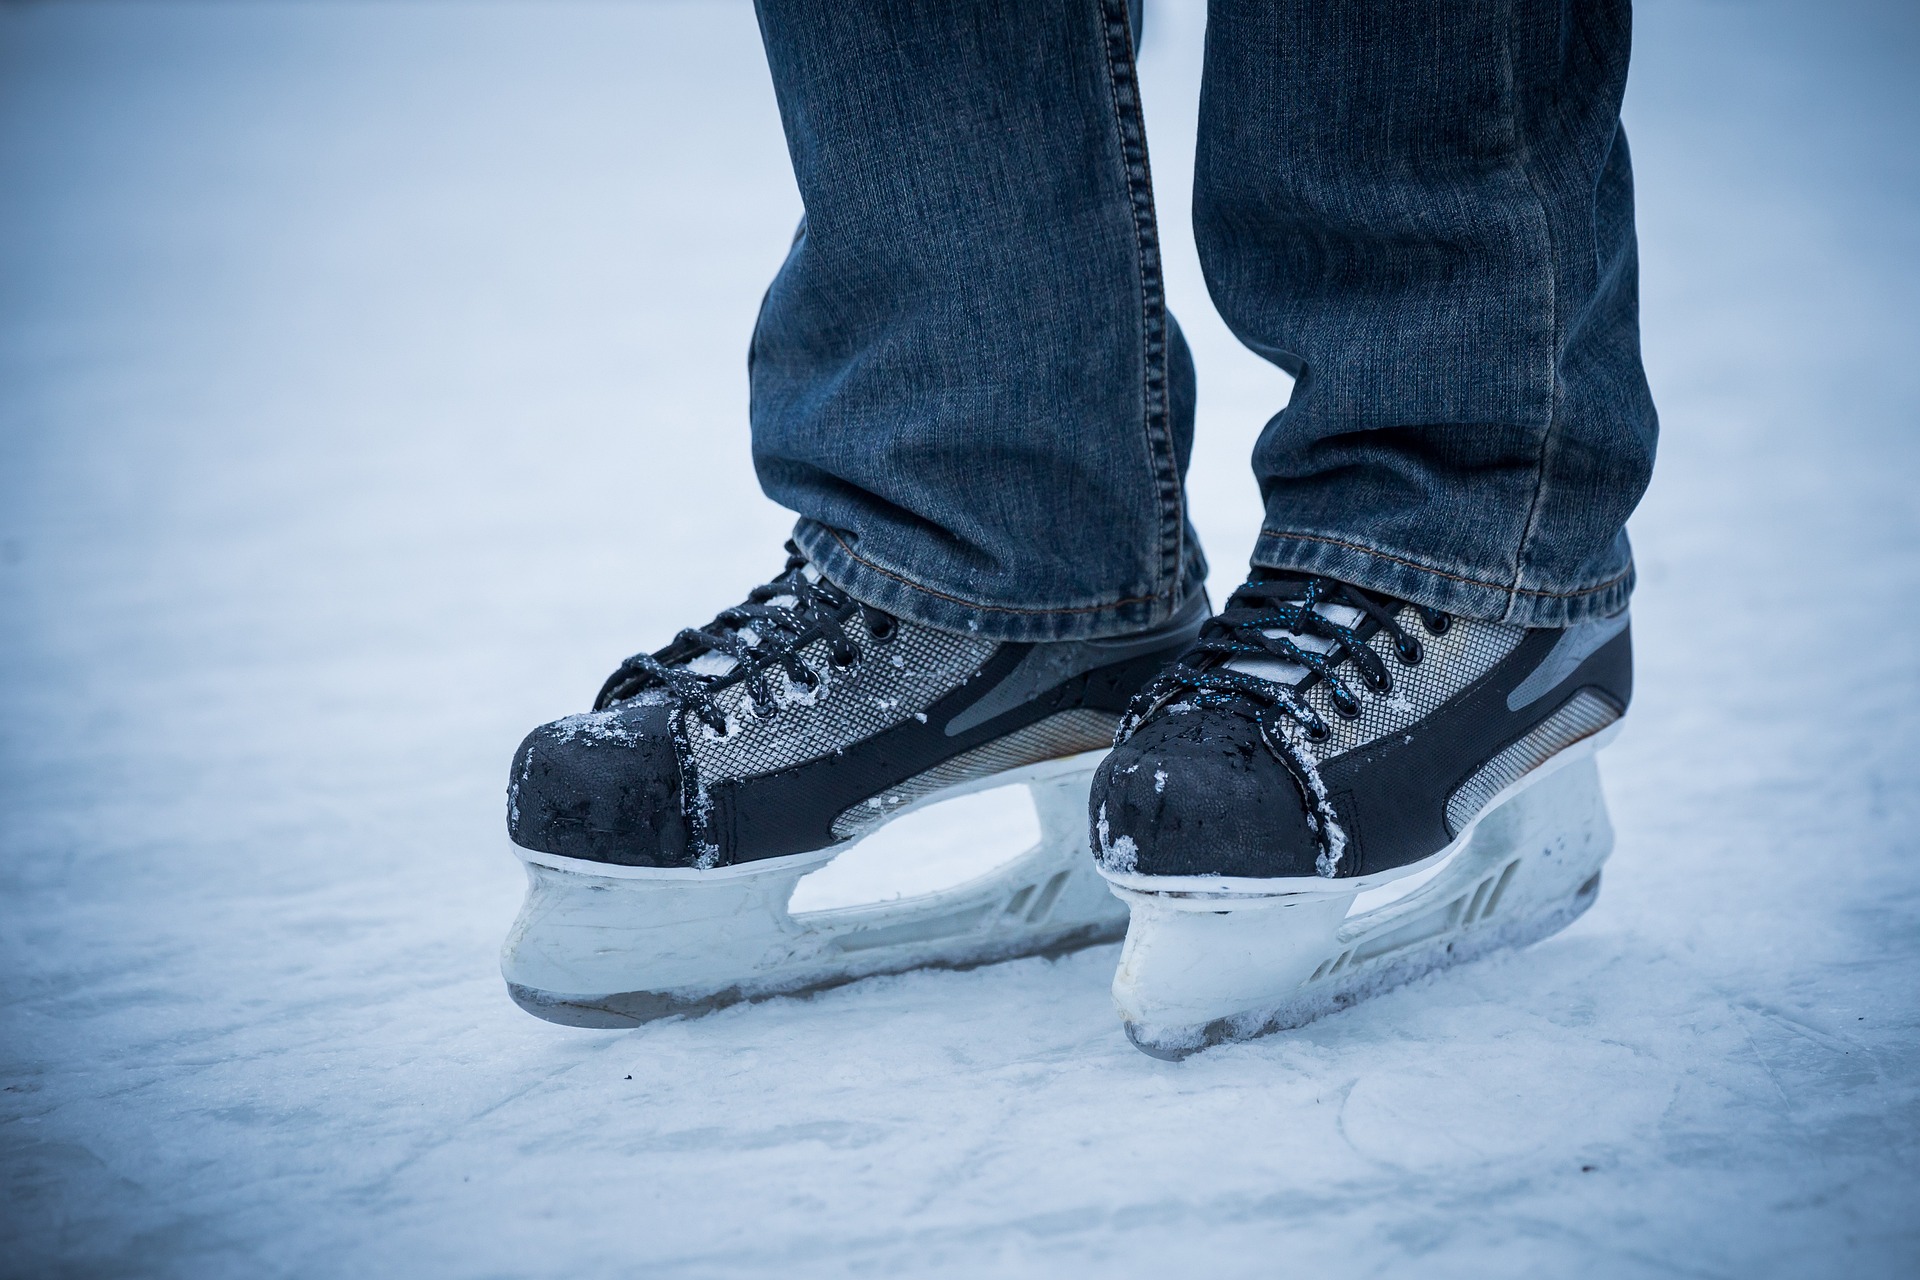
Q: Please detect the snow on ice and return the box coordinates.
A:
[2,1,1917,1277]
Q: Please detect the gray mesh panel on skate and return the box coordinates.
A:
[1444,689,1621,835]
[1296,611,1523,756]
[688,621,998,784]
[828,709,1119,840]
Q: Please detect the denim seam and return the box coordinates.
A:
[1258,527,1631,600]
[1096,0,1183,616]
[1501,2,1564,624]
[819,526,1165,616]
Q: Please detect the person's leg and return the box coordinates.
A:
[749,0,1204,643]
[500,2,1224,1024]
[1195,0,1656,626]
[1087,0,1655,1055]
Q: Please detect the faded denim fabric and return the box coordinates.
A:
[748,0,1657,639]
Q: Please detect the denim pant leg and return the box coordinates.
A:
[749,0,1205,643]
[1196,0,1659,626]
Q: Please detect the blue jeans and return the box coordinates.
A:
[748,0,1658,641]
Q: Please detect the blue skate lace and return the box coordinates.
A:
[594,544,896,734]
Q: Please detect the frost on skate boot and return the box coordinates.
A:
[1089,571,1630,1058]
[502,545,1207,1027]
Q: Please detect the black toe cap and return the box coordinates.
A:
[1091,709,1320,879]
[507,699,691,867]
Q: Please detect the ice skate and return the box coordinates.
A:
[1090,572,1630,1058]
[503,544,1207,1027]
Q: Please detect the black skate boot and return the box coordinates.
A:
[502,544,1207,1027]
[1089,571,1630,1058]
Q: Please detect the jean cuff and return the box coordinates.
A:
[793,520,1208,643]
[1251,527,1632,627]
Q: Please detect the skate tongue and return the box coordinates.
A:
[1223,601,1365,687]
[756,560,820,614]
[593,551,852,711]
[676,561,827,681]
[685,650,741,678]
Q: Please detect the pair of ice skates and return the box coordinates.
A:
[502,549,1629,1058]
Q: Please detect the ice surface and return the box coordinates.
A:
[2,1,1917,1276]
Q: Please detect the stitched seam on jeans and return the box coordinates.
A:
[1097,0,1184,609]
[1503,1,1563,619]
[819,527,1165,616]
[1257,528,1630,600]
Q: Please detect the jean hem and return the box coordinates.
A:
[795,521,1198,643]
[1252,528,1632,627]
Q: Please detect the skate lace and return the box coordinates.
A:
[1117,574,1448,872]
[594,543,897,734]
[1119,573,1448,743]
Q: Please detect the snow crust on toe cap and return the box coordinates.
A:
[547,705,653,746]
[1090,707,1322,881]
[1094,803,1139,874]
[507,700,691,867]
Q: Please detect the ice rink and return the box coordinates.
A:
[3,2,1916,1275]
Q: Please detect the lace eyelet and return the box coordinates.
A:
[1367,672,1393,695]
[866,615,897,641]
[1333,699,1361,720]
[829,648,858,669]
[1305,722,1331,743]
[1397,637,1423,665]
[1424,612,1451,635]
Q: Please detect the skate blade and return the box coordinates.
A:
[500,751,1125,1027]
[1110,749,1616,1060]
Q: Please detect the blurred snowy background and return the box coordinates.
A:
[2,1,1916,1276]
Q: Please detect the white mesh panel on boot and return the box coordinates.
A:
[1295,610,1524,756]
[687,620,997,785]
